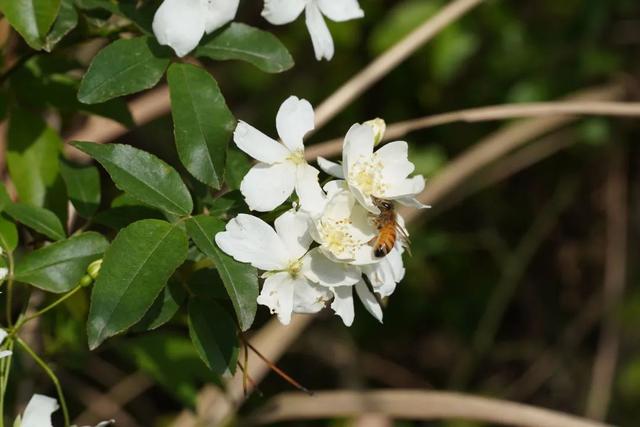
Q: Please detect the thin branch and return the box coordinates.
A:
[313,0,487,129]
[398,83,625,223]
[247,390,612,427]
[585,149,628,420]
[305,100,639,162]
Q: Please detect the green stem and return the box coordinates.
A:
[5,252,14,327]
[12,285,83,334]
[0,341,13,427]
[16,338,69,427]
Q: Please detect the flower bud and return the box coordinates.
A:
[79,275,93,287]
[364,118,386,146]
[87,259,103,280]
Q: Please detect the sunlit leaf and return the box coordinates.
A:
[72,142,193,217]
[0,0,62,49]
[196,23,294,73]
[87,219,188,349]
[15,232,108,293]
[78,36,171,104]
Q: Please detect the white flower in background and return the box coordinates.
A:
[153,0,239,57]
[215,210,360,325]
[234,96,324,212]
[262,0,364,61]
[17,394,59,427]
[309,181,378,265]
[0,328,11,359]
[318,124,429,214]
[0,267,8,282]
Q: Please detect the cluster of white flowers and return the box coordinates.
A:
[153,0,363,60]
[215,96,428,326]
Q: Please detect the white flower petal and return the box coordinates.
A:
[201,0,239,34]
[342,124,374,178]
[262,0,306,24]
[296,164,326,215]
[385,175,425,199]
[0,350,11,359]
[152,0,206,57]
[305,3,334,61]
[240,163,297,212]
[258,272,296,325]
[276,96,315,151]
[234,121,289,164]
[275,210,313,260]
[331,286,355,326]
[352,244,381,265]
[317,156,345,179]
[395,196,431,209]
[293,280,332,313]
[0,328,7,345]
[302,248,361,287]
[21,394,59,427]
[362,247,404,298]
[323,179,348,197]
[215,214,289,271]
[355,280,383,323]
[376,141,415,182]
[317,0,364,22]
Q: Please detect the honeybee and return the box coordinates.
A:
[371,197,410,258]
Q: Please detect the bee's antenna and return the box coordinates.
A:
[239,334,313,395]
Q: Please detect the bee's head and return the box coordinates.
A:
[374,198,393,211]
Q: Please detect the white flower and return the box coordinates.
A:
[309,181,379,265]
[233,96,324,213]
[331,280,383,326]
[153,0,239,57]
[0,267,8,282]
[262,0,364,61]
[215,210,359,325]
[18,394,59,427]
[0,328,11,359]
[362,243,406,298]
[318,123,429,214]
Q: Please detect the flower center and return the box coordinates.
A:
[286,259,303,277]
[317,218,358,259]
[348,155,386,196]
[286,149,306,165]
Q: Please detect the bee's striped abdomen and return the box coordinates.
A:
[373,224,397,258]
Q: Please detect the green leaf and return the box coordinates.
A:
[0,216,18,253]
[72,142,193,216]
[15,232,108,293]
[188,298,239,376]
[196,23,294,74]
[87,219,188,349]
[78,36,171,104]
[7,108,62,207]
[44,0,78,52]
[59,159,101,218]
[5,203,66,241]
[186,215,258,331]
[133,279,187,332]
[0,0,62,49]
[168,63,235,189]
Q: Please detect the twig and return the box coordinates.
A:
[64,85,171,161]
[313,0,487,129]
[305,100,640,161]
[247,390,612,427]
[585,149,628,420]
[398,83,624,223]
